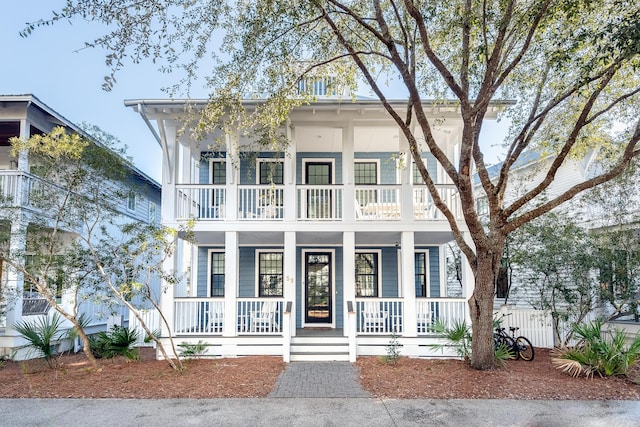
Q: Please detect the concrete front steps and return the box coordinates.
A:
[289,335,350,362]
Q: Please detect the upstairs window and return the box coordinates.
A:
[258,160,284,185]
[127,192,137,212]
[210,160,226,185]
[354,161,378,185]
[148,203,157,224]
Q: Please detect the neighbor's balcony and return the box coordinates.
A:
[174,183,461,222]
[0,170,50,212]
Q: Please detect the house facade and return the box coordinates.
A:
[0,95,161,359]
[126,97,500,361]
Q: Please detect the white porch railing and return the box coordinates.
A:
[237,298,283,334]
[174,298,225,334]
[356,298,404,334]
[355,186,401,220]
[297,185,343,220]
[129,308,160,347]
[238,185,284,220]
[413,185,461,220]
[175,184,226,220]
[416,298,467,334]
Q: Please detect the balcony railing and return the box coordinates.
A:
[173,183,461,222]
[174,298,225,334]
[0,170,48,211]
[238,186,284,220]
[297,185,343,221]
[356,298,404,334]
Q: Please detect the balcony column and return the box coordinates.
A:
[225,132,238,220]
[3,216,27,334]
[223,231,238,337]
[401,231,417,336]
[284,122,296,222]
[159,229,176,341]
[160,120,178,221]
[343,231,356,361]
[398,132,413,222]
[16,119,30,172]
[343,123,355,222]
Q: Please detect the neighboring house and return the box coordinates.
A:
[126,94,503,362]
[0,94,161,360]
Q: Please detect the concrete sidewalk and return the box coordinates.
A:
[1,398,639,426]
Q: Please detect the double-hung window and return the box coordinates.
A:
[354,161,379,206]
[258,252,283,297]
[355,252,379,297]
[258,160,284,185]
[415,252,428,297]
[209,252,225,297]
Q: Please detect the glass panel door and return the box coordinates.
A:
[305,252,332,324]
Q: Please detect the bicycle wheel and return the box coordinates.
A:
[515,336,534,361]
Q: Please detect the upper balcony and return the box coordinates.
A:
[0,170,50,213]
[173,183,460,222]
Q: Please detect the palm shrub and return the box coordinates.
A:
[552,320,640,378]
[430,319,472,360]
[14,312,66,368]
[90,325,139,360]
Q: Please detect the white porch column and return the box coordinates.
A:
[159,231,176,341]
[342,123,355,222]
[284,123,297,222]
[283,231,296,361]
[3,216,27,333]
[401,231,417,336]
[398,133,414,222]
[225,133,238,220]
[223,231,239,337]
[343,231,356,361]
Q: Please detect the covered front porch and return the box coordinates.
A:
[155,226,475,360]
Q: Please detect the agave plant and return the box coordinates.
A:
[552,320,640,378]
[14,312,66,368]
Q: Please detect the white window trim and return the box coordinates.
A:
[301,249,336,329]
[256,158,285,185]
[414,250,431,298]
[353,159,380,185]
[148,202,157,224]
[301,158,336,184]
[127,192,137,212]
[208,158,226,185]
[207,249,225,298]
[355,249,382,297]
[255,249,284,297]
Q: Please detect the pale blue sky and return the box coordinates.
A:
[2,1,507,184]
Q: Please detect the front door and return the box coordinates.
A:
[305,252,332,325]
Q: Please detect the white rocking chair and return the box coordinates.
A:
[362,301,388,333]
[250,301,277,332]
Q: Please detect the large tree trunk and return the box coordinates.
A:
[468,246,503,370]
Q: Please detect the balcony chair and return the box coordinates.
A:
[362,301,389,333]
[250,301,277,332]
[206,307,225,333]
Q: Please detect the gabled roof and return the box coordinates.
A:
[0,94,159,189]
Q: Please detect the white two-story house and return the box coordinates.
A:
[0,95,161,359]
[126,96,500,361]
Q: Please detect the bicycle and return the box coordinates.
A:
[493,313,535,361]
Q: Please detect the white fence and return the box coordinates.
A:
[129,308,161,347]
[495,306,555,348]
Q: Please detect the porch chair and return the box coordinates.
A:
[250,301,277,333]
[362,301,389,333]
[416,302,432,334]
[206,308,224,333]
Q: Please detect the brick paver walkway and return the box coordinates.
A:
[269,362,370,398]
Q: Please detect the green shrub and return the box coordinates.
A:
[382,331,402,365]
[179,340,208,359]
[552,320,640,378]
[90,326,139,360]
[14,312,66,368]
[430,319,472,360]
